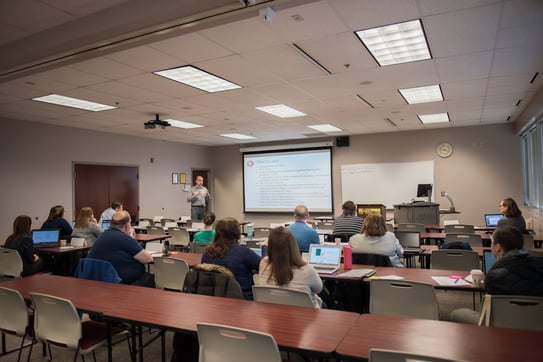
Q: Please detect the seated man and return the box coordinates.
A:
[451,225,543,323]
[287,205,320,252]
[98,201,123,225]
[88,210,154,287]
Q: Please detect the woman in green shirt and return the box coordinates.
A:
[193,212,216,242]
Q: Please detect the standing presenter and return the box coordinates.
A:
[187,176,210,220]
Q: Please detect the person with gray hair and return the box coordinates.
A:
[287,205,320,252]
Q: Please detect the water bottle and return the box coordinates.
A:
[343,245,352,270]
[163,240,170,256]
[247,223,254,240]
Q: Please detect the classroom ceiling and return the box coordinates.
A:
[0,0,542,146]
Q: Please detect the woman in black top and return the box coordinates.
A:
[497,197,526,231]
[5,215,44,276]
[41,205,73,239]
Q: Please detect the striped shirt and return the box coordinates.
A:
[332,215,364,235]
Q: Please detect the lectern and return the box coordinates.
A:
[393,202,440,224]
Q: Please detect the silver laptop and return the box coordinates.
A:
[396,231,421,252]
[32,229,60,248]
[484,213,503,228]
[308,244,341,274]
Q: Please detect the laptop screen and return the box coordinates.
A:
[485,213,503,227]
[483,249,497,274]
[32,229,60,247]
[101,220,111,230]
[308,245,341,266]
[396,231,420,248]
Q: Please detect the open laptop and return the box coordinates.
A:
[483,249,497,274]
[308,244,341,274]
[101,220,111,230]
[484,213,503,228]
[396,231,421,252]
[32,229,60,248]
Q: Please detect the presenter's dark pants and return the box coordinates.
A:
[191,206,206,220]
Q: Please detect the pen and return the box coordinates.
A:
[454,278,459,283]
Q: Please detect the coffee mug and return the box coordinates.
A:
[471,269,483,286]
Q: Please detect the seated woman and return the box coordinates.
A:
[201,217,261,300]
[193,212,216,242]
[41,204,73,239]
[71,206,102,246]
[349,213,404,267]
[255,226,323,308]
[498,197,526,231]
[4,215,44,276]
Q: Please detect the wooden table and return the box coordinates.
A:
[336,314,543,362]
[168,251,202,267]
[35,244,91,276]
[2,274,359,359]
[134,233,170,246]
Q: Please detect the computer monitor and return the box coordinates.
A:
[416,184,433,198]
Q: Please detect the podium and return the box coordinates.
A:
[393,202,440,224]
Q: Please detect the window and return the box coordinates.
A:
[522,119,543,209]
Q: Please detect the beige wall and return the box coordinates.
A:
[210,123,530,231]
[0,118,211,239]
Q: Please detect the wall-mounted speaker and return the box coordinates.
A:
[336,136,350,147]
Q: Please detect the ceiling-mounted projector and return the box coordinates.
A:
[144,114,170,130]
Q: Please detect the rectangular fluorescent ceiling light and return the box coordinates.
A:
[164,119,203,129]
[307,124,342,133]
[154,65,241,93]
[32,94,116,111]
[220,133,256,140]
[418,112,449,124]
[355,19,431,66]
[219,133,256,140]
[255,104,306,118]
[399,85,443,104]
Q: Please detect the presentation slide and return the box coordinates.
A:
[243,147,333,213]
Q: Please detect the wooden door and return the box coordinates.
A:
[74,164,139,221]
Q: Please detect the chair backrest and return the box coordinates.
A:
[253,227,272,238]
[396,223,425,232]
[317,221,334,230]
[369,348,463,362]
[74,258,122,283]
[30,292,82,349]
[0,286,29,337]
[147,225,165,235]
[479,295,543,331]
[190,242,209,254]
[385,223,394,232]
[352,253,393,267]
[138,220,151,227]
[329,233,352,244]
[252,286,314,307]
[523,234,535,248]
[154,257,190,291]
[197,323,282,362]
[370,280,439,320]
[0,248,23,278]
[444,224,475,234]
[168,227,191,248]
[70,237,86,246]
[164,221,178,229]
[161,218,176,226]
[430,250,480,271]
[183,264,243,299]
[444,233,482,247]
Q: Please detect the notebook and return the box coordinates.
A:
[483,249,496,274]
[484,213,503,228]
[101,220,111,230]
[396,231,421,252]
[308,244,341,274]
[145,242,164,257]
[32,229,60,248]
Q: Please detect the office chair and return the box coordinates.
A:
[160,218,176,226]
[190,242,209,254]
[352,253,393,267]
[479,295,543,331]
[0,286,35,361]
[396,223,425,232]
[430,250,480,271]
[252,286,314,308]
[146,225,165,235]
[197,323,282,362]
[0,248,23,279]
[253,227,272,238]
[168,227,191,251]
[370,280,439,320]
[154,257,189,292]
[444,233,482,247]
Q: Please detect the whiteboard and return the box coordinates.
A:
[341,161,434,208]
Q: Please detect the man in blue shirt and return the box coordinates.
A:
[287,205,320,252]
[89,210,154,286]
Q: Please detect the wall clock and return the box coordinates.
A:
[437,142,453,158]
